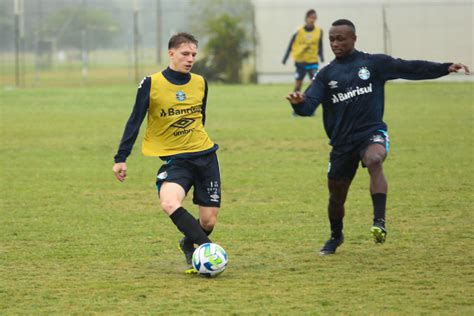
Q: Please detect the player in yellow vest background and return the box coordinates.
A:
[113,33,221,274]
[282,9,324,93]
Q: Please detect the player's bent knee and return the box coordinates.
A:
[200,218,217,231]
[365,154,384,169]
[199,206,219,230]
[199,212,217,230]
[160,200,181,215]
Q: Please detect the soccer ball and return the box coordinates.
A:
[192,243,228,277]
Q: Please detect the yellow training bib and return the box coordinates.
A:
[291,26,322,63]
[142,72,214,157]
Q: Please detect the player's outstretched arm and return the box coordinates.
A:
[448,63,470,74]
[113,162,127,182]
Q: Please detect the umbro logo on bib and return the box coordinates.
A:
[171,118,195,129]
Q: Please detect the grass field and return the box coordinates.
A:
[1,82,473,314]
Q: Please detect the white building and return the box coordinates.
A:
[253,0,473,83]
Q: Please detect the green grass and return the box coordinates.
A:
[1,82,473,314]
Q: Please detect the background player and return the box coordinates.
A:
[113,33,221,273]
[286,19,469,255]
[282,9,324,92]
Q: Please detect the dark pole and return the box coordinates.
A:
[250,2,258,83]
[156,0,162,65]
[35,0,42,72]
[20,1,25,87]
[81,0,88,82]
[382,4,391,55]
[14,0,20,87]
[133,3,140,83]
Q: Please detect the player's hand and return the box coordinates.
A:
[286,91,305,104]
[113,162,127,182]
[448,63,470,75]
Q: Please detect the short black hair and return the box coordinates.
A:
[332,19,356,34]
[306,9,316,19]
[168,32,198,50]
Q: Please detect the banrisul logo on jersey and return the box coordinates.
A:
[176,91,186,101]
[160,105,201,117]
[358,67,370,80]
[331,84,373,104]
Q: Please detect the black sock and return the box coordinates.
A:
[183,219,213,247]
[330,218,343,239]
[372,193,387,222]
[170,207,211,245]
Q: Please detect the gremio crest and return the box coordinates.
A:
[176,91,186,101]
[358,67,370,80]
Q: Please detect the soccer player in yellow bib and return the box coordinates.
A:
[283,9,324,93]
[113,33,220,274]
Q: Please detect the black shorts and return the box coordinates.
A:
[156,151,221,207]
[328,130,390,181]
[295,62,319,81]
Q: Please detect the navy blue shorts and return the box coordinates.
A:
[328,130,390,181]
[156,151,221,207]
[295,62,319,81]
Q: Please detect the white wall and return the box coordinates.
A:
[253,0,473,83]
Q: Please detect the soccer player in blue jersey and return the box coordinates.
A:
[286,19,470,255]
[282,9,324,92]
[113,33,221,273]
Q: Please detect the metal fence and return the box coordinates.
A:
[1,0,194,87]
[1,0,472,88]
